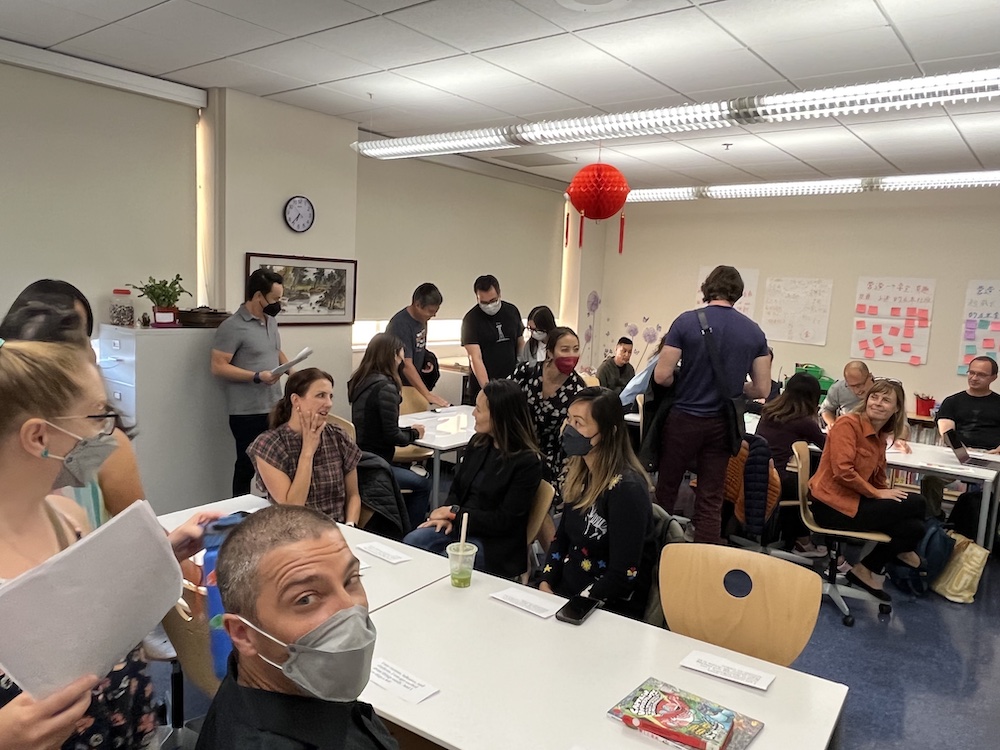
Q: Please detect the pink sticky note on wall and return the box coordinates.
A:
[906,307,917,317]
[918,319,929,328]
[900,343,912,353]
[964,354,975,364]
[882,346,894,356]
[889,326,900,336]
[992,321,1000,331]
[859,339,870,350]
[891,307,901,317]
[910,356,922,366]
[867,305,879,315]
[873,336,885,347]
[917,308,929,319]
[872,324,883,334]
[856,320,866,330]
[855,303,866,314]
[902,329,914,339]
[985,338,997,349]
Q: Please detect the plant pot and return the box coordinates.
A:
[152,306,181,328]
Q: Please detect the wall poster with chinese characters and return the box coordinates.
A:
[958,280,1000,374]
[850,277,936,366]
[697,266,759,319]
[761,277,834,346]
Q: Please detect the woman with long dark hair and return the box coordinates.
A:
[248,367,362,524]
[538,387,658,619]
[519,305,557,367]
[756,372,827,556]
[348,332,431,529]
[403,379,542,578]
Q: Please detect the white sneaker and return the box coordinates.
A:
[793,541,829,559]
[409,462,428,478]
[142,622,177,661]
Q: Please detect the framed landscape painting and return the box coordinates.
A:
[245,253,357,326]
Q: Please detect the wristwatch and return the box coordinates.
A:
[449,504,461,518]
[253,371,261,384]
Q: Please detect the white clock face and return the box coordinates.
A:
[284,196,315,233]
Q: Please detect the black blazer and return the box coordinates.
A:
[447,439,542,578]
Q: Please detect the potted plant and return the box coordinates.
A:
[129,274,192,328]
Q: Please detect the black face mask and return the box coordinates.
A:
[561,424,595,457]
[263,300,282,317]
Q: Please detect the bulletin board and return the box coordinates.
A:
[850,277,936,366]
[761,277,834,346]
[958,280,1000,374]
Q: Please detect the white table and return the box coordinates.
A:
[156,495,450,612]
[362,574,848,750]
[884,443,1000,549]
[399,405,477,506]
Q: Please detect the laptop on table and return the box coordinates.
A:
[943,429,1000,468]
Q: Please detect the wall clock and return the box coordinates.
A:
[284,195,315,233]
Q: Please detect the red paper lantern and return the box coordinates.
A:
[565,163,631,253]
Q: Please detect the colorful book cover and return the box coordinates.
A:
[638,712,764,750]
[607,678,739,750]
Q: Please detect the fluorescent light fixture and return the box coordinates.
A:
[627,188,699,202]
[352,68,1000,159]
[879,170,1000,191]
[703,179,864,199]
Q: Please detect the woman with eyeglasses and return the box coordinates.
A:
[519,305,556,367]
[537,387,658,620]
[808,378,925,601]
[0,326,216,750]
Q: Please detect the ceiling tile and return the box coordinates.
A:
[234,40,379,83]
[190,0,372,37]
[303,16,460,68]
[606,141,728,169]
[348,0,436,12]
[166,58,309,96]
[805,158,899,177]
[847,119,980,170]
[320,71,471,109]
[394,56,532,96]
[952,112,1000,167]
[265,84,373,116]
[834,108,951,126]
[478,35,676,106]
[671,164,765,183]
[921,52,1000,75]
[53,25,208,75]
[44,0,166,19]
[888,152,984,172]
[640,48,787,97]
[702,0,887,45]
[389,0,564,52]
[891,8,1000,62]
[0,0,108,48]
[754,27,913,80]
[879,0,998,22]
[756,126,885,160]
[738,163,828,180]
[463,83,583,117]
[512,0,689,32]
[680,135,807,165]
[578,7,744,60]
[790,63,923,91]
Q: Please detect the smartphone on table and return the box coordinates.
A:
[555,595,602,625]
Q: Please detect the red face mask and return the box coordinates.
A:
[553,356,579,375]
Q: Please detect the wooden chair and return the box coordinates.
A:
[792,441,892,625]
[521,480,555,582]
[581,374,600,387]
[326,413,356,442]
[635,393,645,442]
[395,386,434,464]
[659,543,821,666]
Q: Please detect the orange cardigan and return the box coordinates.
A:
[808,413,888,517]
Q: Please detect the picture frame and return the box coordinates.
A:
[245,253,357,326]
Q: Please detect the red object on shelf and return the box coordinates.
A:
[915,396,934,417]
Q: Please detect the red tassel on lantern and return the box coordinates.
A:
[619,211,626,254]
[566,163,630,252]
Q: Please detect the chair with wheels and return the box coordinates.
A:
[659,543,821,666]
[792,441,893,626]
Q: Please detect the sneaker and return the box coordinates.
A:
[409,462,428,478]
[793,541,829,559]
[141,622,177,661]
[837,557,853,575]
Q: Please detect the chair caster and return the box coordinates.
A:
[879,603,892,615]
[842,615,854,627]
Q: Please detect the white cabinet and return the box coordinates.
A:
[99,325,233,514]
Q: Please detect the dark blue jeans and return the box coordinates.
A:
[391,466,432,530]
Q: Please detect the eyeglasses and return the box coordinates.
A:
[51,413,117,436]
[874,377,903,386]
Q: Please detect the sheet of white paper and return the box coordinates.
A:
[369,658,438,704]
[680,650,775,691]
[490,587,563,618]
[271,346,313,378]
[359,558,371,570]
[0,501,181,698]
[356,542,411,565]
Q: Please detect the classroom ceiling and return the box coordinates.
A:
[3,0,1000,189]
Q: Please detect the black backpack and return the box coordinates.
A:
[886,518,955,596]
[949,490,982,540]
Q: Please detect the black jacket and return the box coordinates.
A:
[350,374,419,464]
[356,452,410,539]
[448,439,542,578]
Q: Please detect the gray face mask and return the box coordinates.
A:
[44,423,119,489]
[240,604,376,702]
[479,300,502,316]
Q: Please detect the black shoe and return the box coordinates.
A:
[845,570,892,602]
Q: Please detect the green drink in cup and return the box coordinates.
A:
[447,542,477,588]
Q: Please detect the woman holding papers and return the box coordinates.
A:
[808,379,926,601]
[249,367,363,525]
[538,387,658,620]
[403,379,542,578]
[0,331,215,749]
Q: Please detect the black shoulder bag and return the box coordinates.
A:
[697,310,746,456]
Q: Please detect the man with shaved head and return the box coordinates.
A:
[821,361,875,428]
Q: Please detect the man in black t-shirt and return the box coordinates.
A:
[386,283,449,408]
[922,355,1000,517]
[461,274,523,402]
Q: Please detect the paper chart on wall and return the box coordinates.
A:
[957,280,1000,374]
[697,266,759,319]
[851,277,935,366]
[761,277,833,346]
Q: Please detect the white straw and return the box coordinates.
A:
[459,512,469,549]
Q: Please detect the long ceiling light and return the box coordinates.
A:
[352,68,1000,159]
[626,171,1000,202]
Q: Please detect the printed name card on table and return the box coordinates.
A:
[490,587,564,618]
[852,276,936,366]
[356,542,412,565]
[680,650,776,691]
[956,281,1000,374]
[369,658,439,704]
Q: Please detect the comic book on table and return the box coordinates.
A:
[607,677,764,750]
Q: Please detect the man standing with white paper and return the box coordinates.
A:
[212,269,289,495]
[196,505,398,750]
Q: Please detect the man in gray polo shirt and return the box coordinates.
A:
[212,269,288,495]
[820,360,874,428]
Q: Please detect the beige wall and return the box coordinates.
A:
[0,62,197,322]
[217,89,358,415]
[355,156,564,323]
[597,189,1000,408]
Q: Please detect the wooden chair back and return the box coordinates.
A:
[581,374,600,387]
[400,386,430,415]
[635,393,645,441]
[526,480,555,545]
[160,574,221,698]
[659,543,821,666]
[327,413,356,442]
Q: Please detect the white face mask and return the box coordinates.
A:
[530,330,547,341]
[239,605,376,702]
[479,300,502,316]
